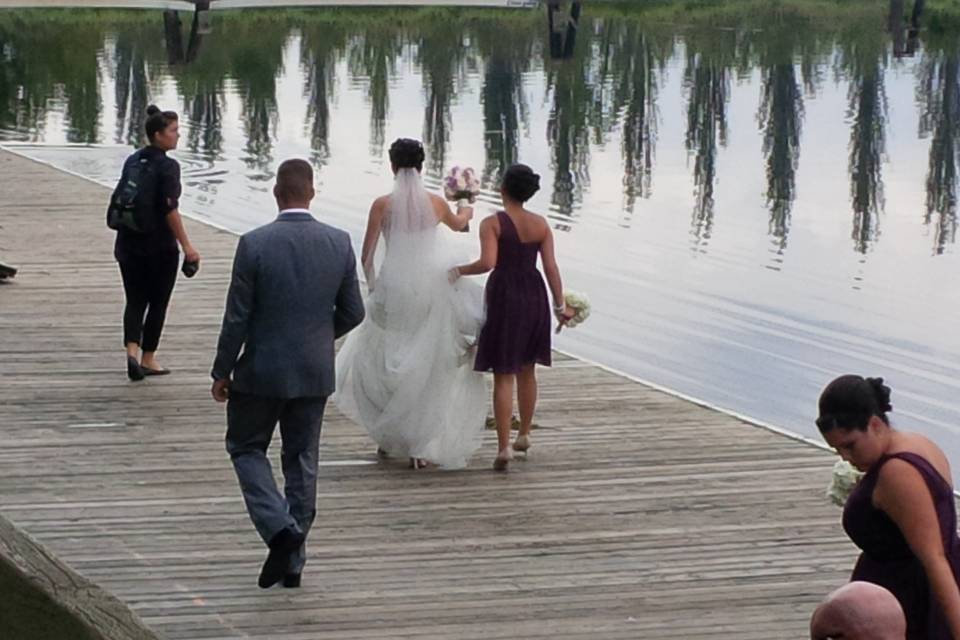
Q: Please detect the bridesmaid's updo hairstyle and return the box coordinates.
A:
[501,164,541,203]
[389,138,425,171]
[145,104,178,143]
[816,374,893,434]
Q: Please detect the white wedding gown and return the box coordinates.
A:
[332,169,488,469]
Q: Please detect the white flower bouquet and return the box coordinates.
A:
[444,166,480,232]
[827,459,864,507]
[558,290,591,331]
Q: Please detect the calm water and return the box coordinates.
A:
[2,6,960,467]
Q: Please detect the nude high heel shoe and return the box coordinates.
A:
[493,448,513,472]
[513,434,531,453]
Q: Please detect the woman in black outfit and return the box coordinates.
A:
[115,105,200,380]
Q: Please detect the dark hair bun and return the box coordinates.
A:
[389,138,425,170]
[502,164,541,203]
[866,377,893,413]
[146,104,161,117]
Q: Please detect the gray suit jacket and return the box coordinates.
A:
[211,211,365,398]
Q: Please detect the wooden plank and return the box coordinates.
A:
[0,147,856,638]
[0,512,160,640]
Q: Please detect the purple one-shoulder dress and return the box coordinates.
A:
[843,451,960,639]
[473,211,551,374]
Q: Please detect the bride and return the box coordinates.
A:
[333,138,488,469]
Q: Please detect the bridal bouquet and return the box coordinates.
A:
[444,166,480,232]
[827,459,864,507]
[557,290,591,332]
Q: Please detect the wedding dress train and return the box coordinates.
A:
[333,169,487,469]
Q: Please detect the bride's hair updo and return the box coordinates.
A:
[501,164,541,203]
[816,374,893,434]
[389,138,425,171]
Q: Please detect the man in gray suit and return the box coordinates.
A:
[211,159,364,589]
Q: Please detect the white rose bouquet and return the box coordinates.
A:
[556,290,591,333]
[827,459,864,507]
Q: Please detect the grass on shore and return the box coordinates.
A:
[0,0,958,32]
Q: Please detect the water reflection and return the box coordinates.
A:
[477,19,532,187]
[301,21,346,168]
[917,42,960,254]
[113,31,152,146]
[5,6,960,471]
[348,26,400,157]
[238,22,284,172]
[683,29,734,247]
[840,29,889,253]
[613,26,669,225]
[0,7,958,253]
[755,32,806,253]
[417,23,466,175]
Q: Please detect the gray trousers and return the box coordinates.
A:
[226,391,327,575]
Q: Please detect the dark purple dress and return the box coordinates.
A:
[474,211,551,374]
[843,452,960,639]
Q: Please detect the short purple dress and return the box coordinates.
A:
[473,211,551,374]
[843,451,960,639]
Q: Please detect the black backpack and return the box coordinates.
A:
[106,150,161,233]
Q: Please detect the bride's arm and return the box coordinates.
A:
[361,197,387,291]
[453,217,498,277]
[435,196,473,231]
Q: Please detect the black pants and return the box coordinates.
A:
[118,253,179,352]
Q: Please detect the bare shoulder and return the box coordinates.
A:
[526,210,552,241]
[894,432,951,473]
[526,208,548,224]
[370,195,390,213]
[879,439,953,495]
[878,456,926,484]
[427,193,449,216]
[873,457,933,517]
[480,213,500,230]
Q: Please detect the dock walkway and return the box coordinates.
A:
[0,149,853,639]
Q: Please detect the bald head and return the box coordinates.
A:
[810,582,905,640]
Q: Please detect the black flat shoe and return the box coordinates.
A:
[127,356,144,382]
[141,366,171,376]
[282,573,301,588]
[258,529,304,589]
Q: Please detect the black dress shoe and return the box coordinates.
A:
[258,529,304,589]
[127,356,145,381]
[282,573,301,588]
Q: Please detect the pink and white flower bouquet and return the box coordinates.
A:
[444,166,480,232]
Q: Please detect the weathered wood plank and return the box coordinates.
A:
[0,147,855,639]
[0,512,159,640]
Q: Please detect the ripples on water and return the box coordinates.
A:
[2,5,960,470]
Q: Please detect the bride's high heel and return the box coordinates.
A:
[513,435,531,453]
[492,448,513,472]
[409,457,427,470]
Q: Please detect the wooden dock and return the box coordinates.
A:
[0,148,855,639]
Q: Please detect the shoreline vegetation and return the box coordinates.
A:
[0,0,958,32]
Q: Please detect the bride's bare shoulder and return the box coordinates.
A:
[426,192,447,209]
[370,195,391,213]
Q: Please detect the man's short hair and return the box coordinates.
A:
[275,159,314,202]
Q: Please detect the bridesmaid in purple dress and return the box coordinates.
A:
[452,165,574,471]
[816,375,960,639]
